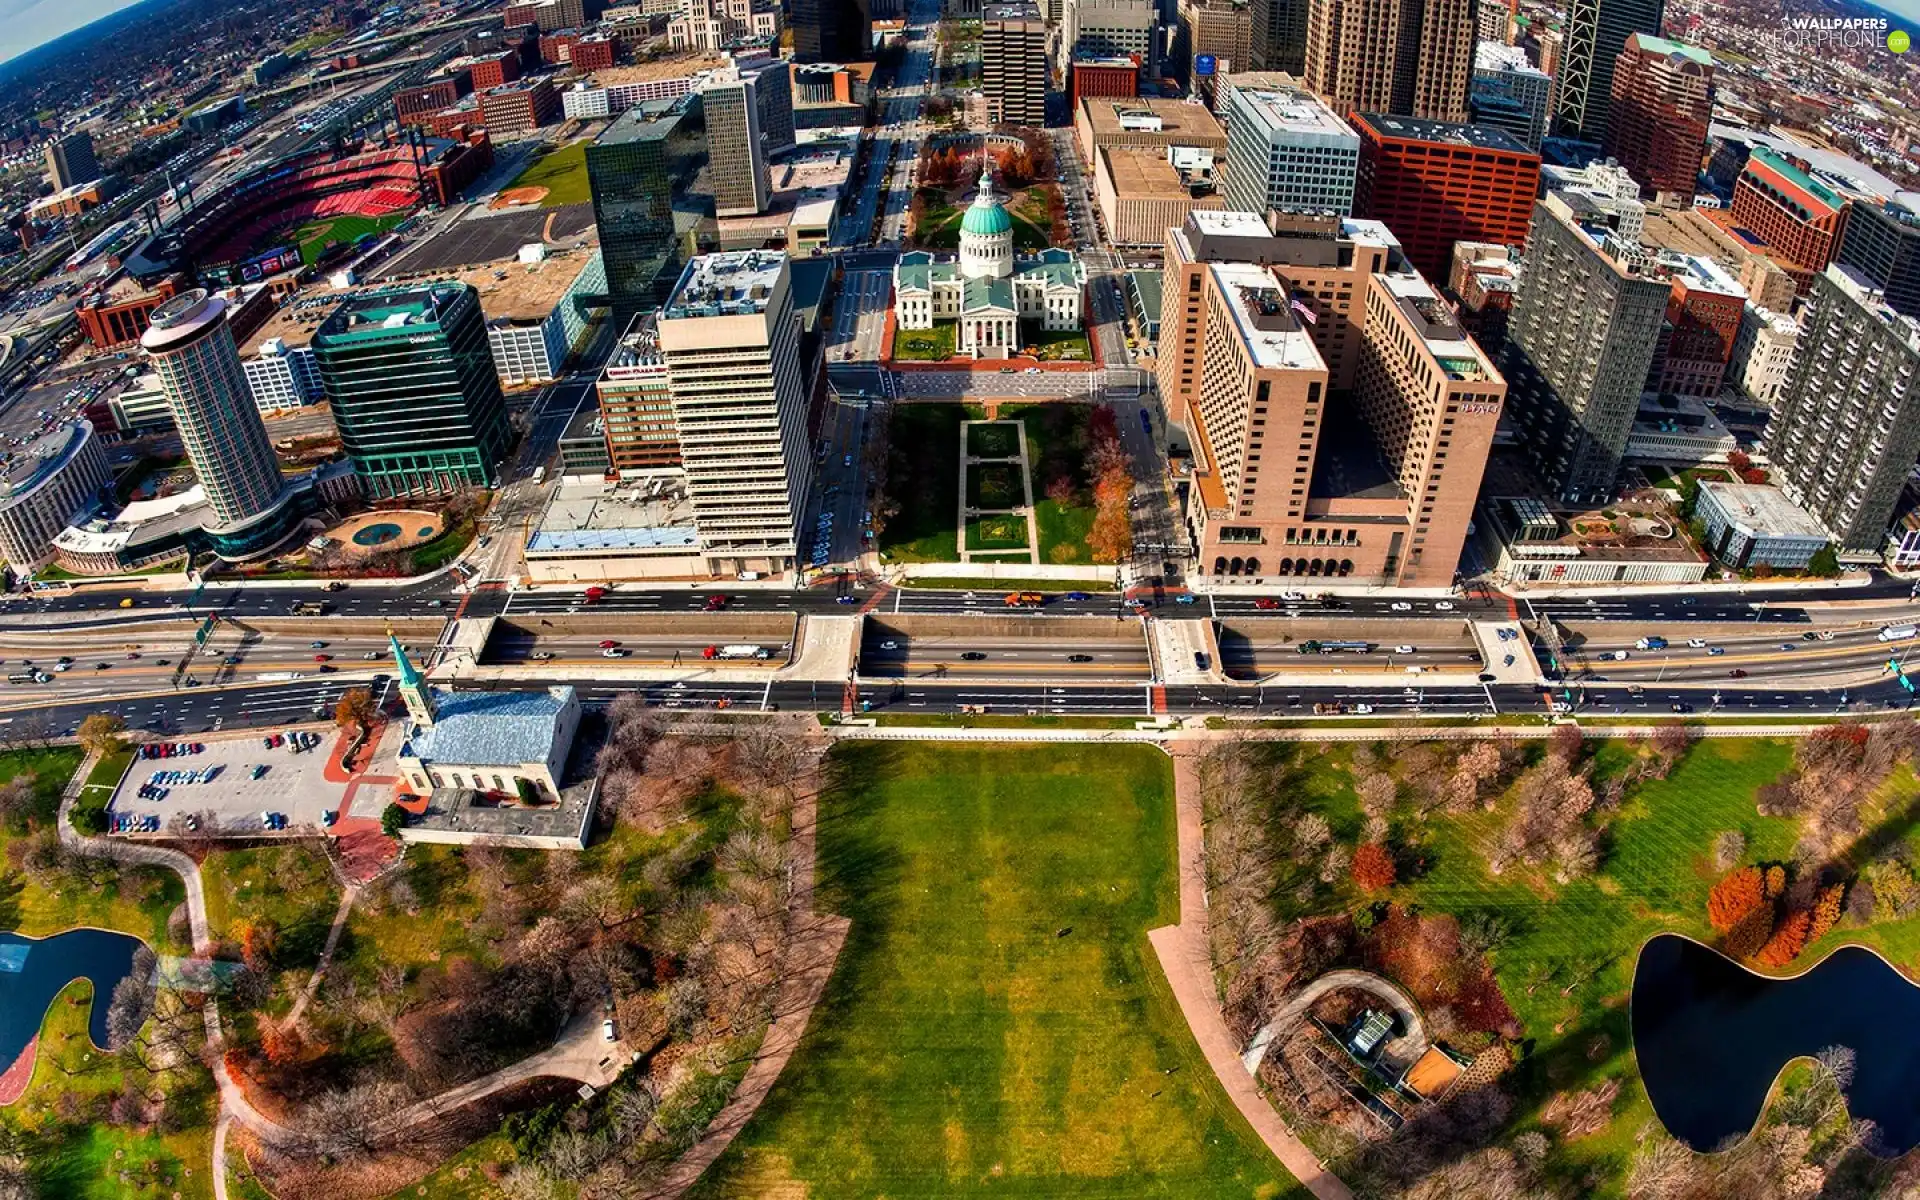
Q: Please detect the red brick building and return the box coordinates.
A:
[478,79,560,136]
[1652,256,1745,397]
[569,34,617,72]
[470,50,523,90]
[539,30,580,64]
[1728,145,1850,273]
[1604,34,1713,201]
[395,70,472,126]
[1071,56,1139,105]
[1352,113,1540,280]
[420,127,494,206]
[77,277,181,348]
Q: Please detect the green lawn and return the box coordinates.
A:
[878,404,969,564]
[894,322,958,361]
[1028,326,1092,361]
[7,980,215,1200]
[964,513,1029,551]
[1001,404,1098,565]
[691,742,1297,1198]
[291,211,409,266]
[965,461,1024,509]
[199,843,342,1013]
[901,576,1114,592]
[410,522,476,573]
[505,140,593,207]
[967,421,1019,459]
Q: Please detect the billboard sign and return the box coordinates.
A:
[1195,53,1216,76]
[237,244,302,282]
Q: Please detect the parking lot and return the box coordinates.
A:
[107,727,354,837]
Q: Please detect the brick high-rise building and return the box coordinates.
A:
[1553,0,1665,143]
[470,49,524,89]
[396,71,473,125]
[1728,146,1850,274]
[1070,56,1141,104]
[43,130,98,191]
[597,313,680,471]
[983,1,1048,127]
[1154,209,1503,586]
[1179,0,1253,85]
[1648,253,1745,398]
[1603,33,1713,202]
[478,78,560,136]
[1501,201,1669,502]
[1352,113,1539,280]
[1767,265,1920,555]
[1302,0,1477,122]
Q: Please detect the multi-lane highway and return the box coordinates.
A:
[859,630,1153,679]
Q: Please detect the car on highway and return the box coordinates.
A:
[532,651,554,660]
[126,651,140,659]
[1067,653,1094,662]
[836,595,857,605]
[1610,650,1630,660]
[1390,601,1412,612]
[705,595,729,610]
[1779,643,1796,651]
[1687,638,1707,648]
[1394,644,1416,654]
[1064,591,1088,601]
[960,651,986,660]
[1802,631,1819,641]
[309,641,327,649]
[1253,598,1279,610]
[1352,704,1375,715]
[1729,669,1748,678]
[1434,601,1455,611]
[1174,594,1196,605]
[599,639,619,649]
[601,648,627,658]
[1281,590,1306,601]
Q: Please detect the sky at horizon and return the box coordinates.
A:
[0,0,143,67]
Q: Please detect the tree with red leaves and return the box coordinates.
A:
[1351,842,1397,892]
[1753,907,1813,967]
[1708,865,1766,932]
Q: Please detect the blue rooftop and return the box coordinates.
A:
[403,687,574,768]
[526,527,700,552]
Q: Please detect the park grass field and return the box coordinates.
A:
[505,141,592,208]
[1000,404,1098,565]
[691,742,1296,1199]
[893,322,957,361]
[964,513,1029,551]
[877,403,969,563]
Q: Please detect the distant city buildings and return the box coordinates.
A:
[1302,0,1477,122]
[0,423,109,576]
[1768,265,1920,557]
[792,0,871,61]
[1247,0,1306,73]
[1060,0,1158,78]
[1603,34,1713,204]
[1552,0,1666,143]
[311,283,511,498]
[702,58,795,216]
[1727,145,1847,275]
[1220,82,1357,217]
[1352,113,1539,279]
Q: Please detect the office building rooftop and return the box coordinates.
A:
[1211,262,1323,370]
[1474,40,1546,75]
[1235,87,1354,138]
[1376,269,1493,380]
[1354,112,1531,154]
[595,94,696,146]
[316,283,466,338]
[663,251,786,318]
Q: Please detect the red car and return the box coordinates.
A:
[599,639,619,649]
[1253,598,1279,610]
[584,586,607,603]
[705,594,729,611]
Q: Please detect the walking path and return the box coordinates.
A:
[1146,748,1354,1200]
[1240,968,1427,1076]
[280,887,358,1032]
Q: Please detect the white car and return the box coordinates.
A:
[1687,638,1707,648]
[1612,650,1630,661]
[878,640,900,650]
[1390,602,1412,612]
[601,647,626,658]
[1352,704,1375,715]
[1394,644,1416,654]
[1281,590,1306,601]
[1434,601,1455,611]
[602,1019,617,1042]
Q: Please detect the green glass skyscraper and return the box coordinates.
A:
[586,94,706,324]
[311,282,510,499]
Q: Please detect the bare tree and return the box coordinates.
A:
[290,1080,411,1160]
[104,947,157,1051]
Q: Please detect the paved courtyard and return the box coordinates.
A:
[107,726,357,837]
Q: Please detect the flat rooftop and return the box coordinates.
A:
[1377,270,1493,376]
[1080,97,1227,142]
[1188,209,1271,238]
[0,422,91,496]
[585,55,725,85]
[595,93,696,147]
[1102,146,1198,199]
[315,283,466,339]
[1698,481,1827,537]
[1211,262,1323,371]
[435,247,598,323]
[1474,40,1546,75]
[664,251,785,318]
[528,473,699,554]
[1355,112,1532,154]
[1232,87,1355,140]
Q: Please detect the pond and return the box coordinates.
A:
[1632,933,1920,1153]
[0,928,147,1068]
[351,522,403,547]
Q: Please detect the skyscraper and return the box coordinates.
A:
[1603,33,1713,203]
[1554,0,1666,143]
[1835,196,1920,319]
[1470,41,1551,151]
[703,70,773,216]
[140,290,297,557]
[1768,265,1920,554]
[1060,0,1158,77]
[1249,0,1307,72]
[1221,83,1358,217]
[983,1,1049,127]
[1352,113,1539,280]
[1501,202,1670,502]
[311,283,510,498]
[44,130,99,191]
[792,0,871,61]
[1302,0,1477,122]
[586,95,706,322]
[656,251,813,576]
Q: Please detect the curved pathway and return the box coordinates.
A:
[1239,969,1428,1076]
[1148,748,1354,1200]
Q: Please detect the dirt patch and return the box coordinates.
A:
[490,186,549,210]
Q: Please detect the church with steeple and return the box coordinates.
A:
[390,635,582,806]
[893,151,1086,359]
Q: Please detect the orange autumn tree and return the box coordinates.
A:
[1351,843,1397,892]
[1753,907,1813,968]
[1708,866,1766,932]
[1808,883,1845,942]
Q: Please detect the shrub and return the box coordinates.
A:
[71,805,109,836]
[380,802,406,838]
[1350,842,1397,892]
[1708,865,1765,932]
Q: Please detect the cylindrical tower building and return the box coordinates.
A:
[141,289,296,557]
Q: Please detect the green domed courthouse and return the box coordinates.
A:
[893,168,1086,359]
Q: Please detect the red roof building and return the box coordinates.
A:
[1728,145,1850,273]
[1071,56,1140,105]
[1604,34,1714,202]
[1352,113,1540,280]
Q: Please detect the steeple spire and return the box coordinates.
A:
[390,628,436,727]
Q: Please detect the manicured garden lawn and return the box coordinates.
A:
[967,420,1018,459]
[965,513,1029,551]
[902,575,1114,592]
[506,140,593,207]
[965,461,1024,509]
[894,322,958,361]
[1001,404,1097,564]
[691,742,1295,1198]
[8,980,215,1200]
[878,404,968,563]
[410,523,476,573]
[1027,326,1092,361]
